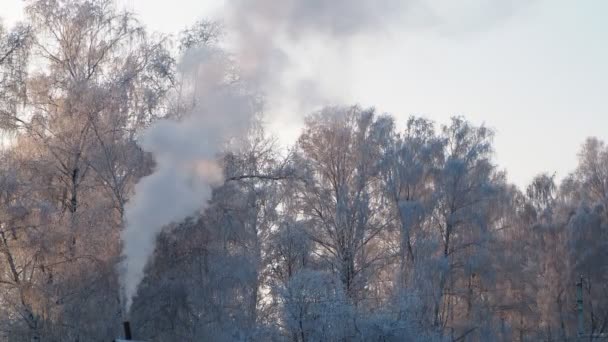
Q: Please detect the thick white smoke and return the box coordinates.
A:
[121,48,255,309]
[121,0,406,311]
[121,0,531,311]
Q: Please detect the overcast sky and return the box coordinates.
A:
[2,0,607,188]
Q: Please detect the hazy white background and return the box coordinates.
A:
[2,0,607,188]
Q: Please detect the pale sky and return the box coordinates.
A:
[2,0,607,188]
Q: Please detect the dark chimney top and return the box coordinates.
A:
[123,321,132,340]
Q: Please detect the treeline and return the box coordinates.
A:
[0,1,607,341]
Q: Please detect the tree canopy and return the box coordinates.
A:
[0,1,607,341]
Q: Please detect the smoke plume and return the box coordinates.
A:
[121,0,530,311]
[120,0,406,311]
[121,47,255,309]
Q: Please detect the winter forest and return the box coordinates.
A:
[0,0,607,341]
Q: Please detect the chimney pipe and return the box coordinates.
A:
[123,321,132,340]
